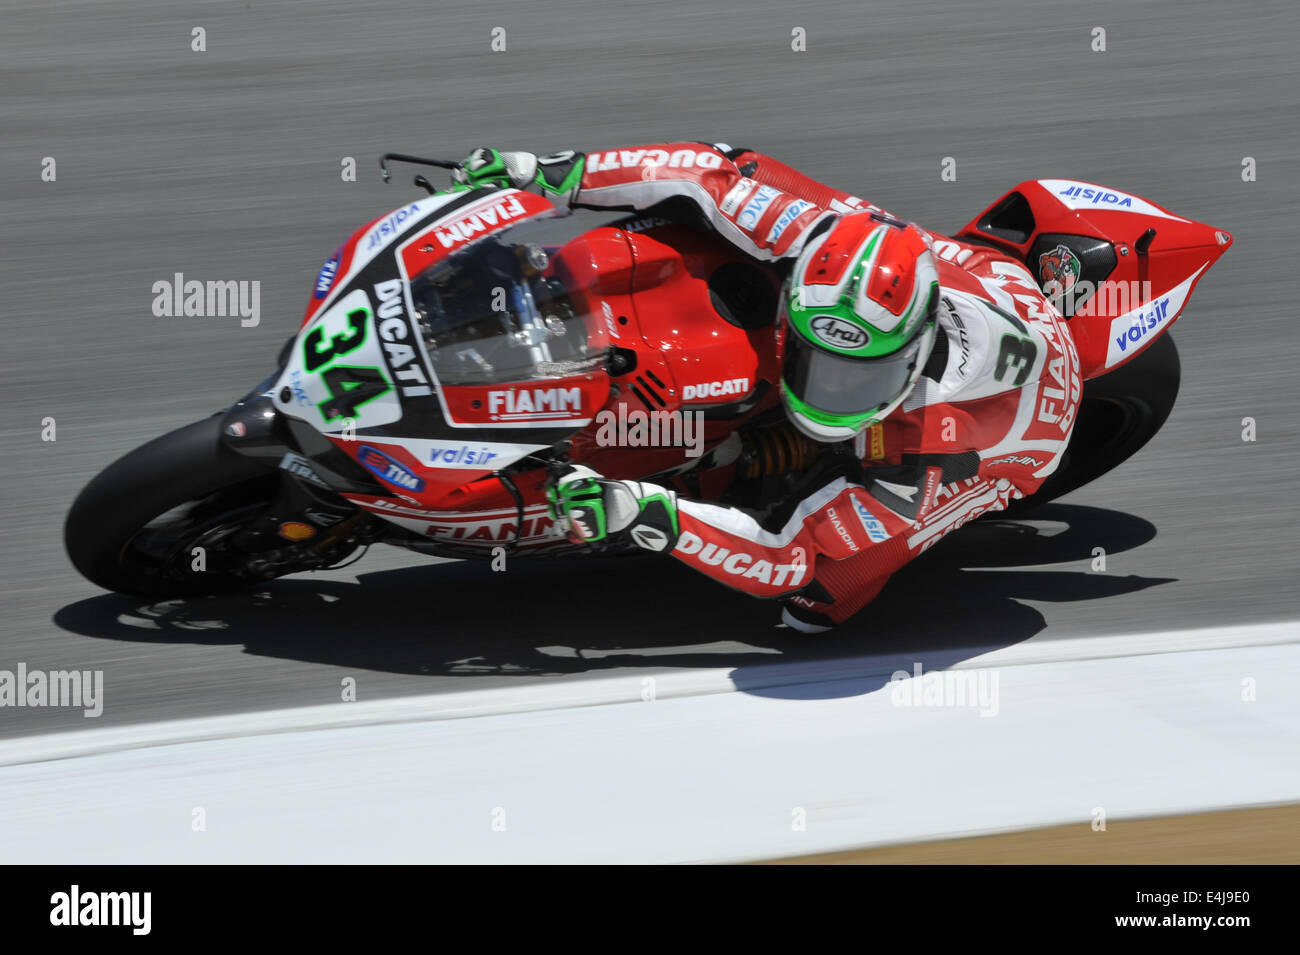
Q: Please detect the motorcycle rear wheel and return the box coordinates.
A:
[999,331,1181,515]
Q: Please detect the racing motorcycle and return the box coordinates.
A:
[65,154,1232,596]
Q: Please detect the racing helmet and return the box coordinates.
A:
[780,214,940,441]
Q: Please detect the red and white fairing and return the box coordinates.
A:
[274,146,1228,627]
[957,178,1233,378]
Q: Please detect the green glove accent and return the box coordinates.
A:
[454,148,586,203]
[455,147,514,190]
[547,466,678,551]
[548,474,612,542]
[534,151,586,202]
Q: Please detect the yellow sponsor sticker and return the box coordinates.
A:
[869,424,885,460]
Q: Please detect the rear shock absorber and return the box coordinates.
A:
[737,422,822,479]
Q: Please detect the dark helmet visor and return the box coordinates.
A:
[782,329,930,416]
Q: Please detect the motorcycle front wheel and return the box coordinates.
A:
[65,416,298,596]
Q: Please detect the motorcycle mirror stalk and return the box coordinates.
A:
[379,152,465,191]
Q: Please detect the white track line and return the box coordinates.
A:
[1,631,1297,862]
[1,619,1293,767]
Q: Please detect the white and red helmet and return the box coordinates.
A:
[781,214,941,441]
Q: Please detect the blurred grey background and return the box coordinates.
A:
[2,0,1297,735]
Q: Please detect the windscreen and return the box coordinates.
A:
[409,226,609,387]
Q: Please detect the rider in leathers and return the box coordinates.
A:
[456,144,1081,632]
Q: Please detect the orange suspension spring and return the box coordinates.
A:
[738,423,821,479]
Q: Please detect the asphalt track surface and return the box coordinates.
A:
[3,0,1298,738]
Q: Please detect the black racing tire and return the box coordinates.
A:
[64,415,281,596]
[1000,332,1181,516]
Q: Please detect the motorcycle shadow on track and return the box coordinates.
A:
[54,503,1174,698]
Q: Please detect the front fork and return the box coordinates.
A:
[217,366,374,559]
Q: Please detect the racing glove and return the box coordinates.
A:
[546,465,679,553]
[453,147,585,203]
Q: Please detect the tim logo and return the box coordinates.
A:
[313,249,341,299]
[358,445,425,492]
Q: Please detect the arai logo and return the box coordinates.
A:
[809,316,869,349]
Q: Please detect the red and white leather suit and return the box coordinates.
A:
[564,143,1081,628]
